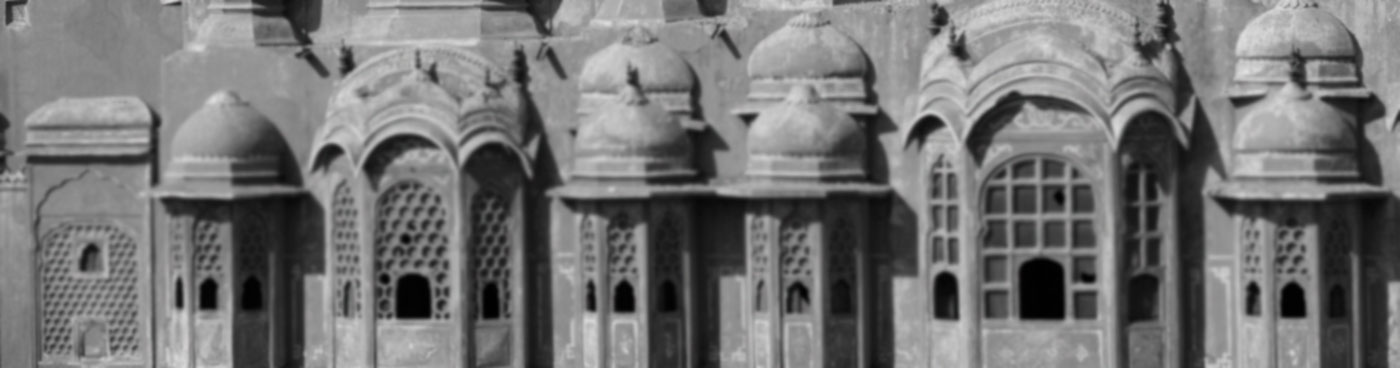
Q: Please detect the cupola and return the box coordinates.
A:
[745,85,865,181]
[157,91,300,198]
[1233,0,1359,86]
[573,85,694,182]
[737,11,876,116]
[578,27,698,125]
[1231,80,1357,180]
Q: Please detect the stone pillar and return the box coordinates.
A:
[0,167,35,368]
[193,0,298,47]
[351,0,537,45]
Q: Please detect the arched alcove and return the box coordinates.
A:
[78,243,103,273]
[785,282,811,315]
[934,272,959,320]
[659,280,680,313]
[199,279,219,311]
[395,274,433,319]
[1128,275,1160,322]
[241,277,264,311]
[1280,282,1307,318]
[614,281,636,313]
[1245,282,1261,316]
[1020,259,1065,320]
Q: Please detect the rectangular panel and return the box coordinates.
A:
[891,277,924,368]
[983,328,1102,368]
[654,318,683,368]
[928,324,964,368]
[611,319,638,368]
[1127,325,1164,368]
[784,322,814,368]
[717,273,748,368]
[475,323,512,368]
[194,319,229,367]
[754,320,770,368]
[584,317,599,368]
[375,322,454,368]
[1276,321,1316,368]
[334,319,364,368]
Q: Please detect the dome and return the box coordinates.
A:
[576,86,691,158]
[572,85,694,181]
[748,12,869,80]
[1233,82,1353,153]
[172,91,283,160]
[746,85,865,180]
[579,27,695,95]
[1235,0,1355,60]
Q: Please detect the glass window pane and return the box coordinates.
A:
[986,187,1007,214]
[1014,221,1036,248]
[1043,185,1067,212]
[1044,221,1066,247]
[1145,172,1159,201]
[1146,238,1161,267]
[1073,186,1095,213]
[930,173,943,199]
[1125,209,1140,234]
[930,205,943,230]
[948,238,960,264]
[985,221,1007,248]
[947,174,959,198]
[985,291,1009,319]
[1074,292,1098,319]
[985,256,1007,283]
[1074,258,1097,284]
[931,237,945,263]
[1125,171,1140,201]
[1013,161,1036,179]
[1013,186,1037,214]
[993,168,1008,180]
[1073,221,1095,248]
[947,206,960,230]
[1145,207,1160,232]
[1126,241,1142,270]
[1043,160,1065,179]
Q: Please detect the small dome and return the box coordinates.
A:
[748,12,869,80]
[171,91,283,160]
[749,85,864,159]
[579,27,695,95]
[1235,0,1355,60]
[1233,82,1353,153]
[576,86,691,158]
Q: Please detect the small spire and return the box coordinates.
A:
[1288,47,1307,85]
[784,85,821,104]
[205,90,247,106]
[618,84,649,106]
[1275,0,1319,9]
[788,11,830,29]
[621,26,658,46]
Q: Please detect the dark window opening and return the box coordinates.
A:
[659,280,680,313]
[1280,282,1306,318]
[1245,282,1261,316]
[1128,275,1160,322]
[831,279,853,316]
[78,243,103,273]
[1329,285,1347,319]
[614,280,636,313]
[395,274,433,319]
[785,282,811,315]
[174,278,185,310]
[934,273,959,320]
[198,279,219,311]
[241,277,264,311]
[755,280,766,312]
[1019,259,1065,320]
[341,281,355,317]
[481,282,502,319]
[585,281,598,312]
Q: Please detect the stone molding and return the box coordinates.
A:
[24,97,155,158]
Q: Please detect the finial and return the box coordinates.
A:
[337,41,356,76]
[618,84,649,106]
[784,85,821,104]
[788,11,830,28]
[947,23,968,60]
[621,26,658,46]
[206,90,247,106]
[625,62,642,90]
[928,2,950,36]
[1155,0,1176,43]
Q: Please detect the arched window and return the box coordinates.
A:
[480,282,502,320]
[982,157,1095,320]
[755,280,766,312]
[241,277,263,311]
[1329,285,1347,319]
[395,274,433,319]
[1245,282,1261,316]
[1019,259,1065,320]
[831,279,853,316]
[1128,275,1160,322]
[78,243,103,273]
[174,278,185,310]
[785,282,810,315]
[585,281,598,312]
[1280,282,1306,318]
[933,272,958,320]
[198,279,219,311]
[341,281,355,317]
[659,280,680,313]
[613,281,636,313]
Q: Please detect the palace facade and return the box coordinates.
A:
[0,0,1398,367]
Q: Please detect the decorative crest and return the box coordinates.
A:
[337,40,356,76]
[625,62,642,90]
[622,26,658,46]
[1155,0,1176,43]
[1288,47,1306,84]
[928,2,950,36]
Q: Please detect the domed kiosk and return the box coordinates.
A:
[577,27,702,130]
[1209,2,1383,367]
[734,11,877,117]
[151,91,301,368]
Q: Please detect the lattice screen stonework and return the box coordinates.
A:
[373,180,451,320]
[40,223,141,357]
[472,190,512,320]
[332,181,361,318]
